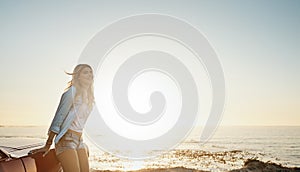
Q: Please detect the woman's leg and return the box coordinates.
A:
[57,149,80,172]
[77,148,89,172]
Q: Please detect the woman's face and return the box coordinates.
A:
[79,67,93,87]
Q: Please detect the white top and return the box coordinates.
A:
[69,97,90,133]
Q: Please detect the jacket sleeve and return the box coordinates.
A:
[48,86,75,134]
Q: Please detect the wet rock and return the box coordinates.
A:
[230,159,300,172]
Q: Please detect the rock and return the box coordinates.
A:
[230,159,300,172]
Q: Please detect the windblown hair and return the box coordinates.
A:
[66,64,94,109]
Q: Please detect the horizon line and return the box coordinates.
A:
[1,124,299,127]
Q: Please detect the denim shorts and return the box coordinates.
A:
[55,130,85,155]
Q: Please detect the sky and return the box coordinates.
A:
[0,0,299,126]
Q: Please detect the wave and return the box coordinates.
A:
[91,159,300,172]
[0,135,46,139]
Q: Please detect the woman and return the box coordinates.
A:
[30,64,94,172]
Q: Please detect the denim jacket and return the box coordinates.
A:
[48,86,77,144]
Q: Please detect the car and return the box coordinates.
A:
[0,147,62,172]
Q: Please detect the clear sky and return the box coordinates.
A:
[0,0,299,126]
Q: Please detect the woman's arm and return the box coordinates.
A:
[45,131,56,146]
[48,87,75,134]
[29,87,75,156]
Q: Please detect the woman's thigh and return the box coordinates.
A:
[57,149,80,172]
[77,148,89,172]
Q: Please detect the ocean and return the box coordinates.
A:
[0,126,299,171]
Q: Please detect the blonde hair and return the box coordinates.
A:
[66,64,95,109]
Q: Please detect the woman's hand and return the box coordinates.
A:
[30,131,55,156]
[28,144,51,157]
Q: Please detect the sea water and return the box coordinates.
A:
[0,126,299,171]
